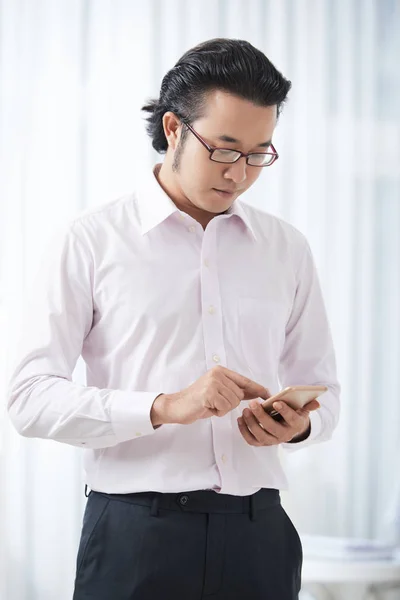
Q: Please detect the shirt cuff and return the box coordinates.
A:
[281,409,322,452]
[110,390,159,443]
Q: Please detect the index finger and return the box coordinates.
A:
[222,368,270,400]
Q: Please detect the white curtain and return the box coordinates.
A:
[0,1,399,598]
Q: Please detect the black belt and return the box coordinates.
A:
[91,488,280,521]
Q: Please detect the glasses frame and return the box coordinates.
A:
[183,121,279,167]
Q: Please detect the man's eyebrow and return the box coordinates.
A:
[217,134,272,148]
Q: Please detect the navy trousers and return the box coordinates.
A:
[73,488,302,600]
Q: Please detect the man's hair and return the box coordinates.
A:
[142,38,292,154]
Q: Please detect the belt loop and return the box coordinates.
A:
[150,493,159,517]
[249,494,257,521]
[84,484,91,498]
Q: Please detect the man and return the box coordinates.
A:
[7,38,340,599]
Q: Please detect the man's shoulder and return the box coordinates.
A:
[71,192,137,231]
[60,192,141,251]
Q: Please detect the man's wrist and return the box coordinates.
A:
[288,419,311,443]
[150,393,174,429]
[150,394,165,428]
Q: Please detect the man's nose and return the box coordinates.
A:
[224,158,247,184]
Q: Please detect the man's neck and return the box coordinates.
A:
[155,163,228,230]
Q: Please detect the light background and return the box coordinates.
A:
[0,1,399,598]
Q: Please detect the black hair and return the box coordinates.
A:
[142,38,291,154]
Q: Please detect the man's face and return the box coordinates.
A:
[173,90,278,215]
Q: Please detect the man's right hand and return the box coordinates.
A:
[150,366,270,427]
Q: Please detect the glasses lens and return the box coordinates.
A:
[211,149,241,163]
[247,153,276,167]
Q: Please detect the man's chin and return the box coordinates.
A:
[197,203,231,216]
[188,190,236,216]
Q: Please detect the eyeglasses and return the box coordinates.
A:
[183,122,279,167]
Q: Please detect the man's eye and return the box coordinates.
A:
[214,149,239,157]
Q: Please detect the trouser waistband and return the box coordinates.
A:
[90,488,280,521]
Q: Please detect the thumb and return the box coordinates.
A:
[301,399,320,413]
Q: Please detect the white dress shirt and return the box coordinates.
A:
[7,164,340,496]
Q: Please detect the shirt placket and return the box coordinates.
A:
[200,220,234,491]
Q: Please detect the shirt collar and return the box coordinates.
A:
[136,164,257,241]
[136,165,180,235]
[225,199,257,241]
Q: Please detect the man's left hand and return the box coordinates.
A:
[237,399,320,446]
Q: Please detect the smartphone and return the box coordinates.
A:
[261,385,328,422]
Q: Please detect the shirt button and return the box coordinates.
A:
[208,305,215,314]
[135,432,142,437]
[179,494,189,506]
[188,226,196,233]
[213,354,220,363]
[221,454,227,463]
[204,259,209,268]
[179,213,185,220]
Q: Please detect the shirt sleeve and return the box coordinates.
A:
[279,238,341,451]
[7,223,158,449]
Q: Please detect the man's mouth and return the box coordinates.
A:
[212,188,238,197]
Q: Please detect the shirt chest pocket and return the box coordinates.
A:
[237,297,288,376]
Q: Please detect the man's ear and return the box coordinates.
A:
[162,112,182,150]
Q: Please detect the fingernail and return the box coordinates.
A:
[274,402,283,410]
[250,400,259,410]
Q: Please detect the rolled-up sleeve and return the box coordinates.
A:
[7,223,158,449]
